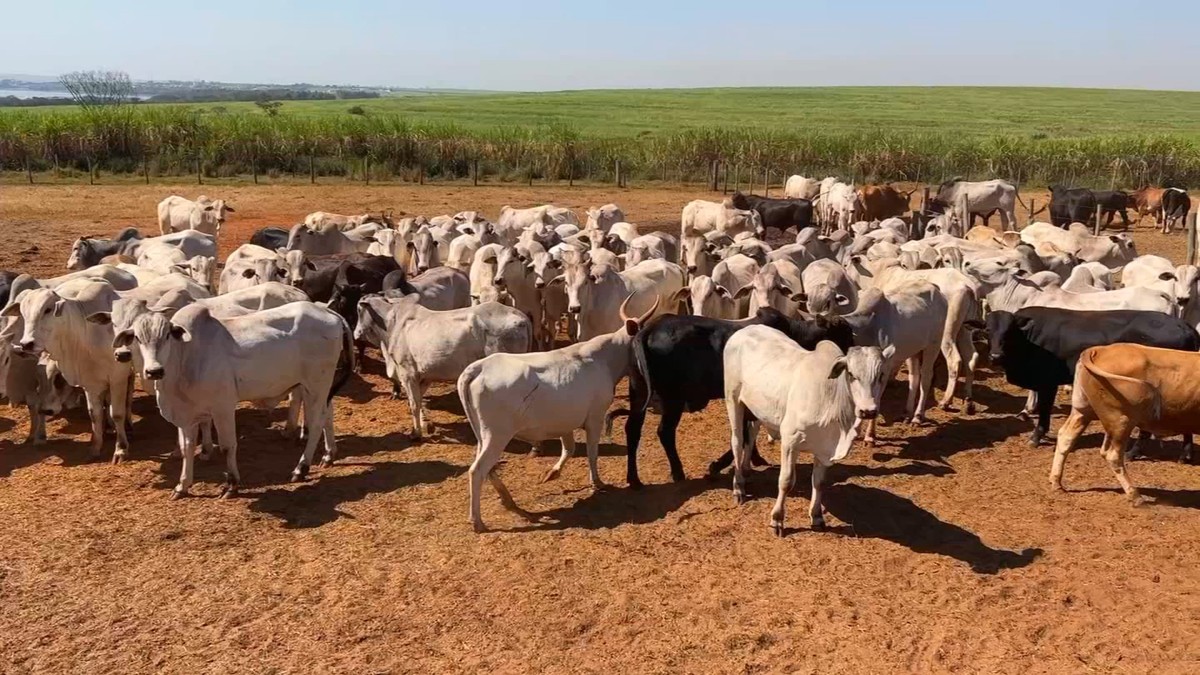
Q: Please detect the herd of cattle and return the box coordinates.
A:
[1,179,1198,534]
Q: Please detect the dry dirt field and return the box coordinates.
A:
[0,180,1198,674]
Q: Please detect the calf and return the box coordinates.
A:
[1052,344,1200,500]
[358,295,531,440]
[725,329,888,533]
[120,302,353,497]
[157,195,233,236]
[980,307,1200,446]
[619,309,854,487]
[458,296,656,532]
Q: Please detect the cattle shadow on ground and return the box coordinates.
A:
[423,389,465,414]
[506,477,719,533]
[1075,486,1200,510]
[249,459,465,528]
[822,484,1043,574]
[833,460,956,484]
[890,414,1032,462]
[338,374,384,404]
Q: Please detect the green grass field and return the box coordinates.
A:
[143,87,1200,139]
[19,86,1200,139]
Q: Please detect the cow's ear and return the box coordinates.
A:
[549,258,562,269]
[714,285,732,298]
[1011,267,1028,278]
[793,291,810,303]
[111,329,134,349]
[53,300,66,317]
[733,285,754,299]
[670,287,691,304]
[827,357,848,379]
[547,276,566,286]
[86,311,112,325]
[882,344,897,361]
[625,319,640,337]
[1109,235,1121,243]
[1,302,20,317]
[241,268,257,278]
[406,242,416,251]
[1159,271,1176,281]
[170,325,191,342]
[363,235,378,243]
[305,261,317,271]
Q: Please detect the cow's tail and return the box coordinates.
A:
[604,328,656,435]
[328,315,356,402]
[1080,348,1162,420]
[457,362,485,448]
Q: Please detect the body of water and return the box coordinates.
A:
[0,88,72,99]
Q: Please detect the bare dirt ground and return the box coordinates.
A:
[0,179,1197,674]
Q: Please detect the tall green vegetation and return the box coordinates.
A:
[1,105,1198,186]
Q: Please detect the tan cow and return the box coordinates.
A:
[858,184,916,221]
[1051,343,1200,501]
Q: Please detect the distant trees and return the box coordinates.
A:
[348,105,367,116]
[59,70,134,110]
[255,100,283,117]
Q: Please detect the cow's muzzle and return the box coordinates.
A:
[568,306,581,314]
[686,265,697,274]
[535,281,546,289]
[989,352,1003,362]
[417,266,429,274]
[145,366,165,380]
[494,279,506,288]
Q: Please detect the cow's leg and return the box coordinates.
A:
[915,348,938,422]
[809,459,829,531]
[84,389,106,459]
[24,403,45,445]
[960,330,979,414]
[319,403,337,467]
[109,378,131,464]
[282,392,302,440]
[469,431,527,532]
[624,382,649,488]
[903,356,920,421]
[937,335,963,411]
[1119,209,1130,229]
[584,413,606,491]
[543,433,575,482]
[656,402,688,483]
[213,408,239,498]
[399,369,424,440]
[1100,423,1140,502]
[291,391,326,483]
[728,401,749,505]
[770,438,795,536]
[1126,428,1153,461]
[172,423,199,499]
[1031,386,1056,447]
[1020,390,1037,420]
[1050,408,1093,491]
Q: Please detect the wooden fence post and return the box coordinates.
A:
[474,158,480,186]
[196,157,202,185]
[143,157,150,184]
[1028,198,1036,224]
[763,167,769,197]
[748,168,755,196]
[733,165,739,193]
[87,157,95,185]
[25,159,32,184]
[615,160,622,187]
[420,165,426,186]
[921,187,930,214]
[309,156,316,184]
[1187,212,1197,266]
[723,161,729,194]
[364,157,371,186]
[1093,204,1103,236]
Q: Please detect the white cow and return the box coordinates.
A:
[304,211,385,230]
[799,259,857,315]
[783,175,822,200]
[843,280,949,443]
[625,232,679,268]
[458,296,658,532]
[286,222,377,256]
[680,199,763,239]
[723,327,889,532]
[496,205,578,245]
[557,258,684,340]
[584,204,625,233]
[744,259,807,317]
[968,262,1173,314]
[357,295,531,440]
[932,179,1020,231]
[157,195,233,236]
[1019,223,1137,270]
[220,244,290,294]
[1121,255,1197,311]
[120,302,353,498]
[5,283,134,460]
[446,224,500,272]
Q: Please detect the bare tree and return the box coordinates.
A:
[59,70,134,111]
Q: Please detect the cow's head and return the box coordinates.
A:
[555,259,609,315]
[830,344,894,420]
[529,251,562,290]
[88,297,151,364]
[408,227,437,273]
[982,311,1015,363]
[280,249,313,287]
[682,275,735,319]
[120,311,190,381]
[176,256,216,292]
[680,234,720,277]
[4,288,64,356]
[66,239,89,271]
[36,355,77,417]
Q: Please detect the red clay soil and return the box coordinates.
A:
[0,180,1197,673]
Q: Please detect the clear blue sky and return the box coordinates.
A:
[3,0,1198,91]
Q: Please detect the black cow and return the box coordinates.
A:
[1048,185,1098,228]
[0,270,21,306]
[616,309,855,488]
[1161,188,1192,234]
[979,307,1200,448]
[249,226,291,250]
[69,227,143,269]
[730,192,814,237]
[1092,190,1132,229]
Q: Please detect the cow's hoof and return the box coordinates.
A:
[291,464,310,482]
[318,457,333,469]
[542,467,561,483]
[811,516,826,532]
[591,481,608,493]
[772,522,784,538]
[864,436,877,447]
[627,477,644,490]
[170,487,187,500]
[1017,411,1030,422]
[472,521,487,534]
[705,462,724,479]
[111,453,125,466]
[670,470,687,483]
[965,402,976,415]
[218,485,237,500]
[734,491,747,506]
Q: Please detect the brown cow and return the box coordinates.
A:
[858,184,916,221]
[1051,343,1199,502]
[1129,187,1168,224]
